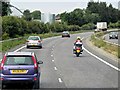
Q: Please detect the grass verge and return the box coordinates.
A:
[90,32,119,58]
[0,33,61,52]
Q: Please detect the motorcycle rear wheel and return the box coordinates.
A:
[76,53,79,57]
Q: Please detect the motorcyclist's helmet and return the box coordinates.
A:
[77,36,81,40]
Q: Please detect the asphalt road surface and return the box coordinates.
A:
[1,32,119,89]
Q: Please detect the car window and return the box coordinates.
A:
[28,36,40,40]
[63,31,69,34]
[4,56,34,65]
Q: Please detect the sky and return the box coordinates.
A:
[10,0,120,16]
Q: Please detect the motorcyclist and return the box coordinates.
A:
[74,36,82,44]
[73,37,83,53]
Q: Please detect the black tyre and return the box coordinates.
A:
[26,46,29,48]
[76,53,79,57]
[39,46,42,49]
[2,84,5,89]
[33,80,39,89]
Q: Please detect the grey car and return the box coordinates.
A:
[62,31,70,38]
[26,36,42,48]
[109,32,118,39]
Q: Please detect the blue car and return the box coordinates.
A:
[0,52,43,89]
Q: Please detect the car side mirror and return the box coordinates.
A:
[37,61,43,64]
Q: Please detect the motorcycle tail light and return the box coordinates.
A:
[76,47,80,50]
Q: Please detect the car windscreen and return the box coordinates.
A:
[4,56,34,65]
[28,36,40,40]
[63,32,69,34]
[110,32,117,35]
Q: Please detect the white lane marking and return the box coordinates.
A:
[51,55,53,57]
[83,46,120,71]
[81,37,84,40]
[58,78,63,83]
[14,45,26,52]
[0,45,26,62]
[52,60,54,62]
[54,67,57,70]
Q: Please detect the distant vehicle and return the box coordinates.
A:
[62,31,70,38]
[26,36,42,48]
[109,32,118,39]
[0,52,43,89]
[96,22,107,32]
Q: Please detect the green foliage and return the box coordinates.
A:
[81,23,95,30]
[60,9,86,26]
[91,32,119,58]
[1,1,11,16]
[116,21,120,28]
[87,1,120,23]
[0,43,2,52]
[1,33,60,52]
[31,10,41,20]
[23,9,32,21]
[60,1,120,27]
[108,21,120,28]
[2,16,84,40]
[2,38,26,52]
[2,16,22,38]
[68,25,80,31]
[2,32,9,40]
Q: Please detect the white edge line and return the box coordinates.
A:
[0,45,26,62]
[83,46,120,71]
[14,45,26,52]
[52,60,54,62]
[58,78,62,83]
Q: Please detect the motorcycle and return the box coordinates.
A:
[73,46,83,57]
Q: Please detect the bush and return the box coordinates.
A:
[81,23,95,30]
[2,32,9,40]
[108,21,120,28]
[2,16,22,38]
[68,25,80,31]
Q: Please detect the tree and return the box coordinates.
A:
[23,9,32,21]
[1,1,11,16]
[31,10,41,20]
[60,9,86,26]
[2,16,22,38]
[83,10,101,24]
[87,1,120,23]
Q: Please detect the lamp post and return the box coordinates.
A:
[8,4,23,15]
